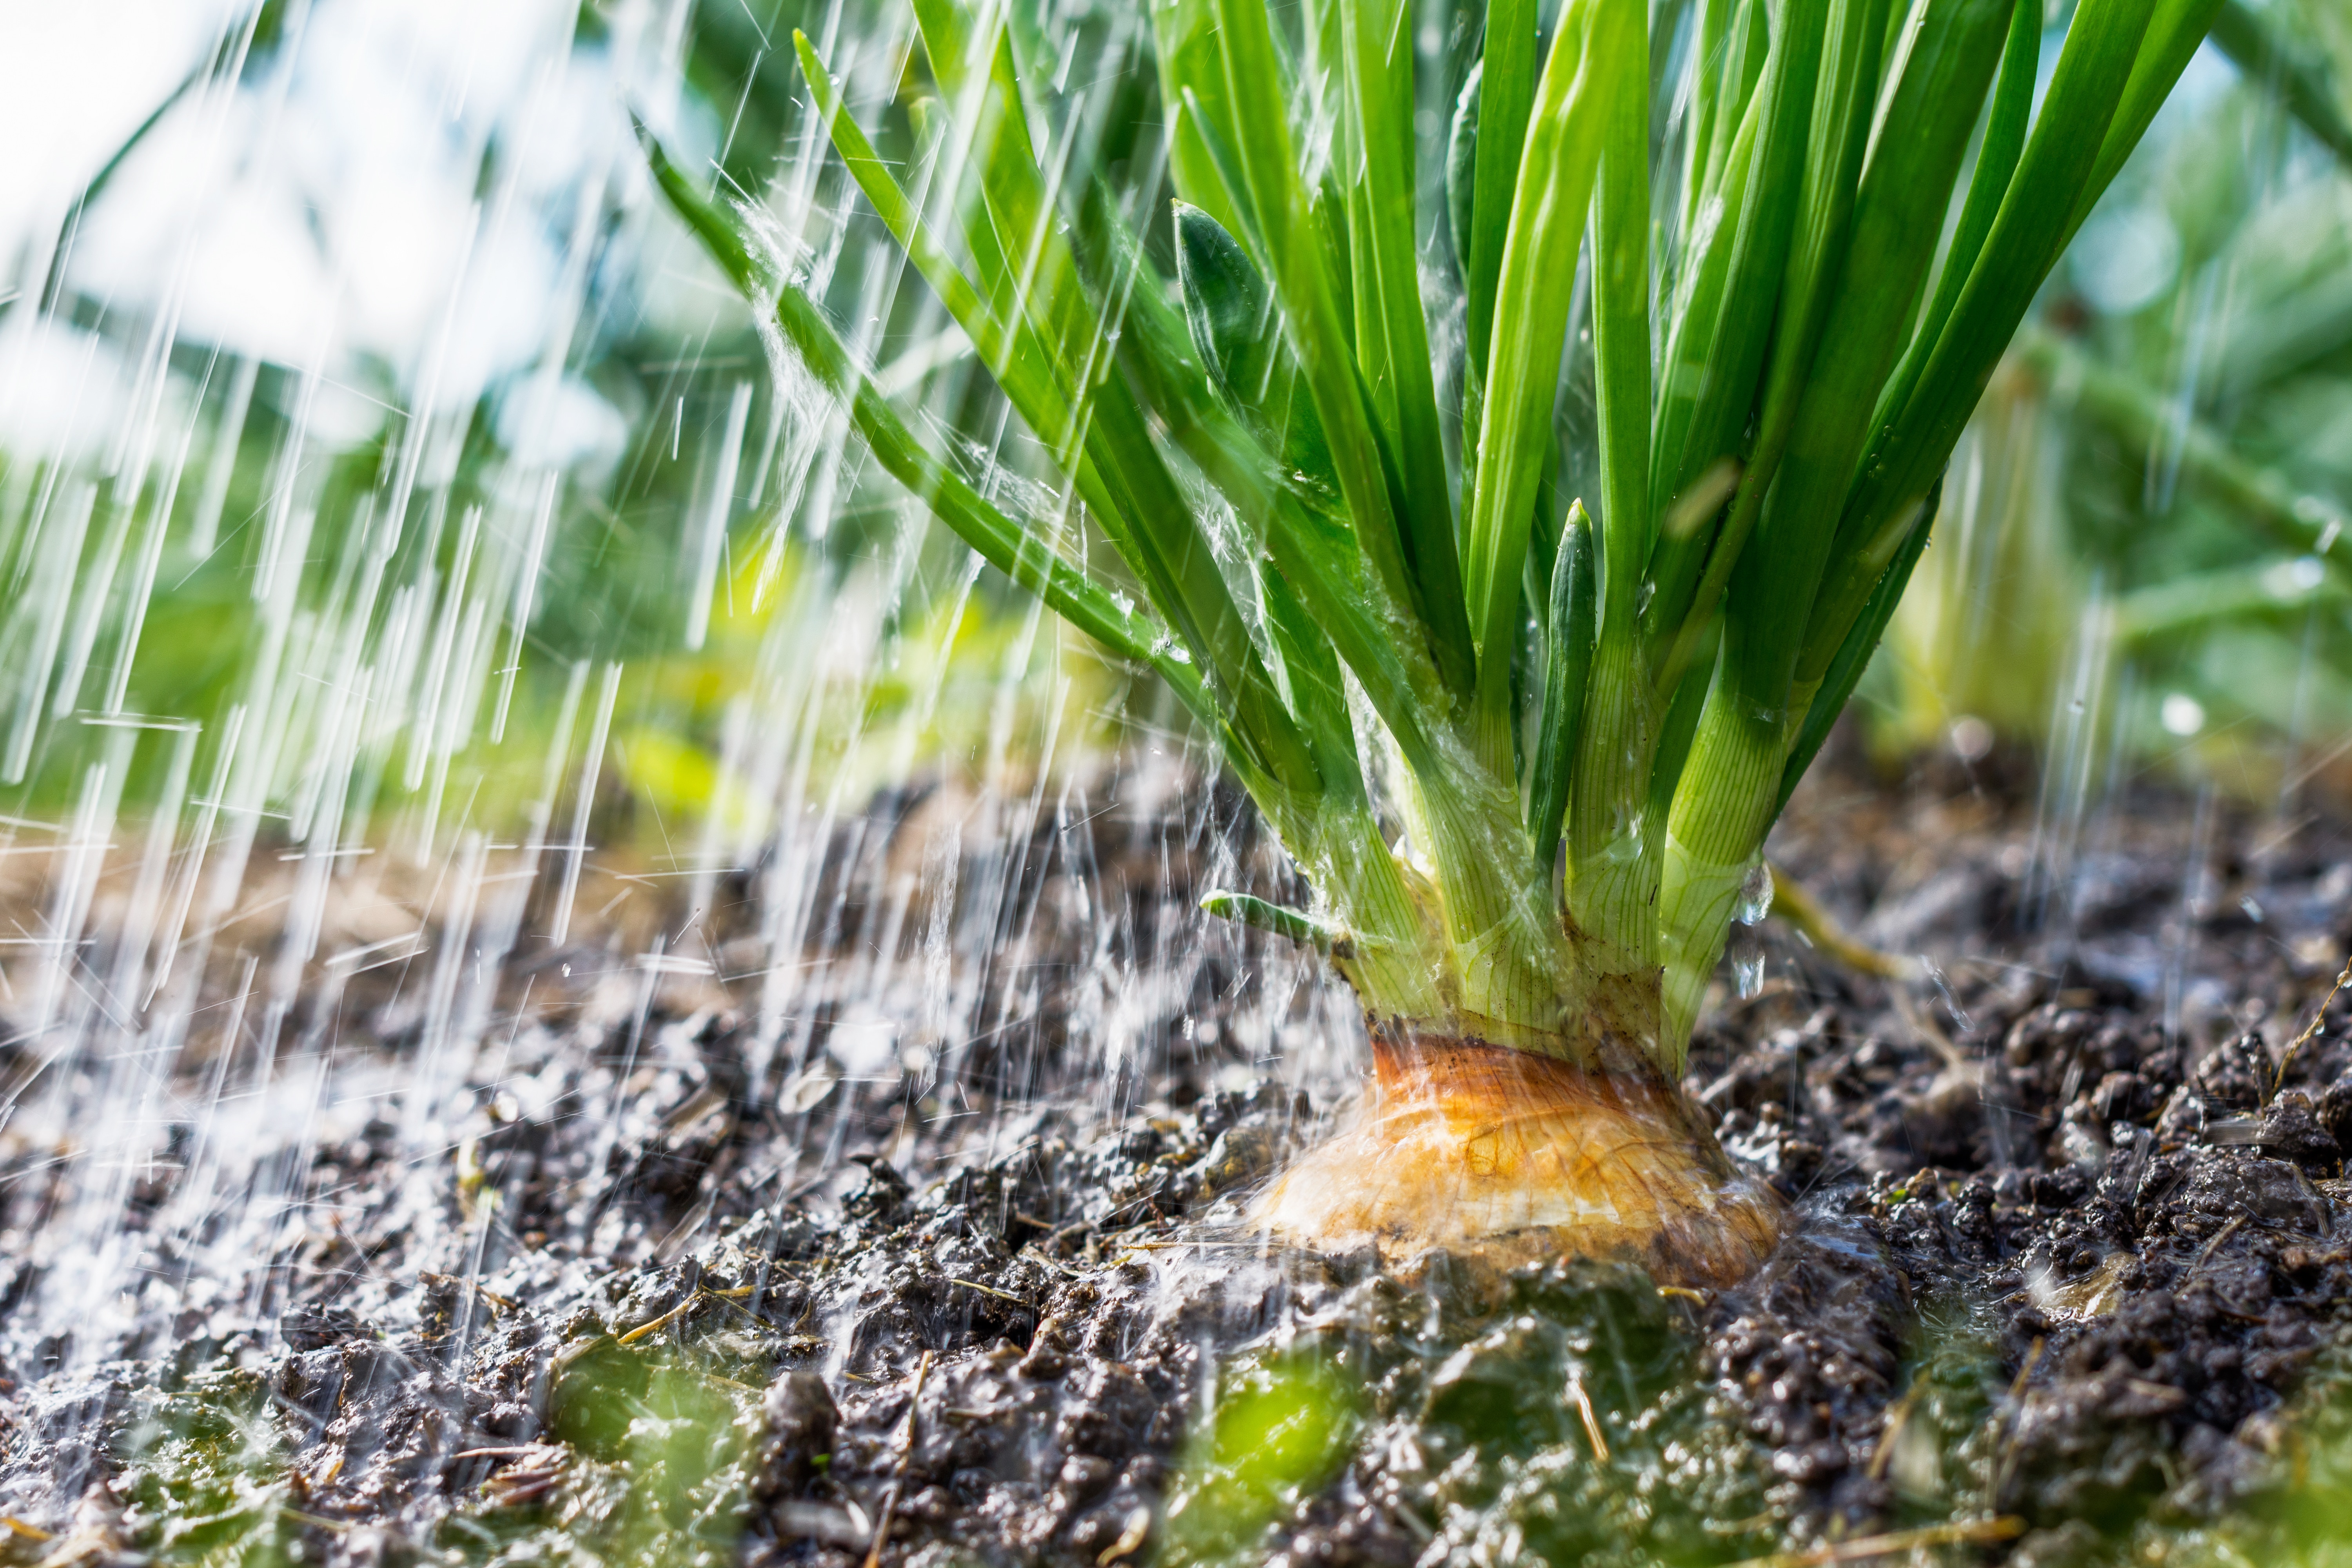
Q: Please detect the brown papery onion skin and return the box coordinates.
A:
[1255,1024,1783,1288]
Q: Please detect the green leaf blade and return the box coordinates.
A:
[1463,0,1626,741]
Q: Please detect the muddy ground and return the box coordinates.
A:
[4,745,2352,1567]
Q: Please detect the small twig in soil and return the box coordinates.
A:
[419,1271,519,1312]
[864,1349,934,1568]
[2007,1337,2044,1401]
[280,1508,352,1534]
[1096,1504,1152,1565]
[1723,1516,2024,1568]
[1112,1240,1217,1252]
[1706,1512,1784,1538]
[947,1277,1033,1307]
[1568,1377,1609,1463]
[621,1298,691,1354]
[617,1294,703,1345]
[2275,953,2352,1096]
[2187,1214,2249,1281]
[614,1280,767,1345]
[1991,1338,2045,1501]
[0,1517,53,1543]
[1021,1248,1090,1279]
[1866,1382,1926,1482]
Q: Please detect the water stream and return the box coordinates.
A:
[5,0,2352,1563]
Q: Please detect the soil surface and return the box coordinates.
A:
[3,748,2352,1567]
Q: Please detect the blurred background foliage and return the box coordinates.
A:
[0,0,2349,865]
[1877,0,2352,805]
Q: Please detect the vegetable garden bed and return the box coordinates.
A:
[2,754,2349,1568]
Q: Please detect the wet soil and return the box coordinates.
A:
[4,748,2352,1567]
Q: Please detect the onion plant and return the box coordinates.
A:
[650,0,2219,1282]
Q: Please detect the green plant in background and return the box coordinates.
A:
[100,1341,766,1568]
[0,0,1123,864]
[0,129,1108,862]
[2202,1342,2352,1567]
[1877,0,2352,800]
[1876,356,2085,760]
[1159,1347,1363,1565]
[113,1369,301,1567]
[461,1339,766,1568]
[652,0,2221,1278]
[2210,0,2352,169]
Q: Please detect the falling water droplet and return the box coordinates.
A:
[1720,909,1770,999]
[1733,860,1773,926]
[1734,950,1765,998]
